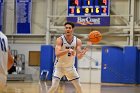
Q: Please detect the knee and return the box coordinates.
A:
[48,86,58,93]
[51,85,58,90]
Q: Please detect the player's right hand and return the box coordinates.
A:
[68,49,75,56]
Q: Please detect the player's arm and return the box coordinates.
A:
[55,37,69,58]
[76,39,92,59]
[76,39,87,59]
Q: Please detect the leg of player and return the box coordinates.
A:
[71,79,83,93]
[47,78,60,93]
[0,74,7,92]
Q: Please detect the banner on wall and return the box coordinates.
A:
[16,0,32,34]
[67,17,110,26]
[0,0,4,32]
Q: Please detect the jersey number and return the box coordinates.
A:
[68,52,71,56]
[0,37,7,52]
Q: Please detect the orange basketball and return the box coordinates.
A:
[88,30,102,44]
[8,50,14,70]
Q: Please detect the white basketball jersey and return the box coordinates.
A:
[54,35,77,67]
[0,31,8,76]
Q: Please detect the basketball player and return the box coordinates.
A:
[48,22,91,93]
[0,31,13,92]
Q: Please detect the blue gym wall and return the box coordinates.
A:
[101,46,140,84]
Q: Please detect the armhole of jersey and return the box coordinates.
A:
[60,36,63,46]
[76,37,77,49]
[76,37,78,55]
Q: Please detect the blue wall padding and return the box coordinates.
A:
[101,46,139,84]
[123,47,138,84]
[40,45,55,80]
[138,50,140,84]
[101,46,124,83]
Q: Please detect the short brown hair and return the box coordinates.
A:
[64,22,75,28]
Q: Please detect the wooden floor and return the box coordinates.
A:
[4,81,140,93]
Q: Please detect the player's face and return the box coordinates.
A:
[64,24,73,36]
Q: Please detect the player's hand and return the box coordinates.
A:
[78,49,86,59]
[81,48,87,55]
[87,41,92,47]
[78,42,91,57]
[69,49,75,56]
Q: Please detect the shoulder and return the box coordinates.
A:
[56,36,62,42]
[0,32,7,39]
[76,38,82,43]
[0,32,8,43]
[56,36,63,45]
[76,37,82,46]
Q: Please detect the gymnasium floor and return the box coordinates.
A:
[6,81,140,93]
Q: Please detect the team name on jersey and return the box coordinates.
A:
[65,46,74,49]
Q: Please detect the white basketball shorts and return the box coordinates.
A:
[53,67,79,81]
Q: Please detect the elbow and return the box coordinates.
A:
[55,53,61,58]
[56,55,60,58]
[55,53,59,57]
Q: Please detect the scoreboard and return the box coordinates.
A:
[68,0,110,16]
[67,0,110,26]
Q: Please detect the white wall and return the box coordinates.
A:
[78,48,102,83]
[4,0,47,34]
[32,0,47,34]
[4,0,15,34]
